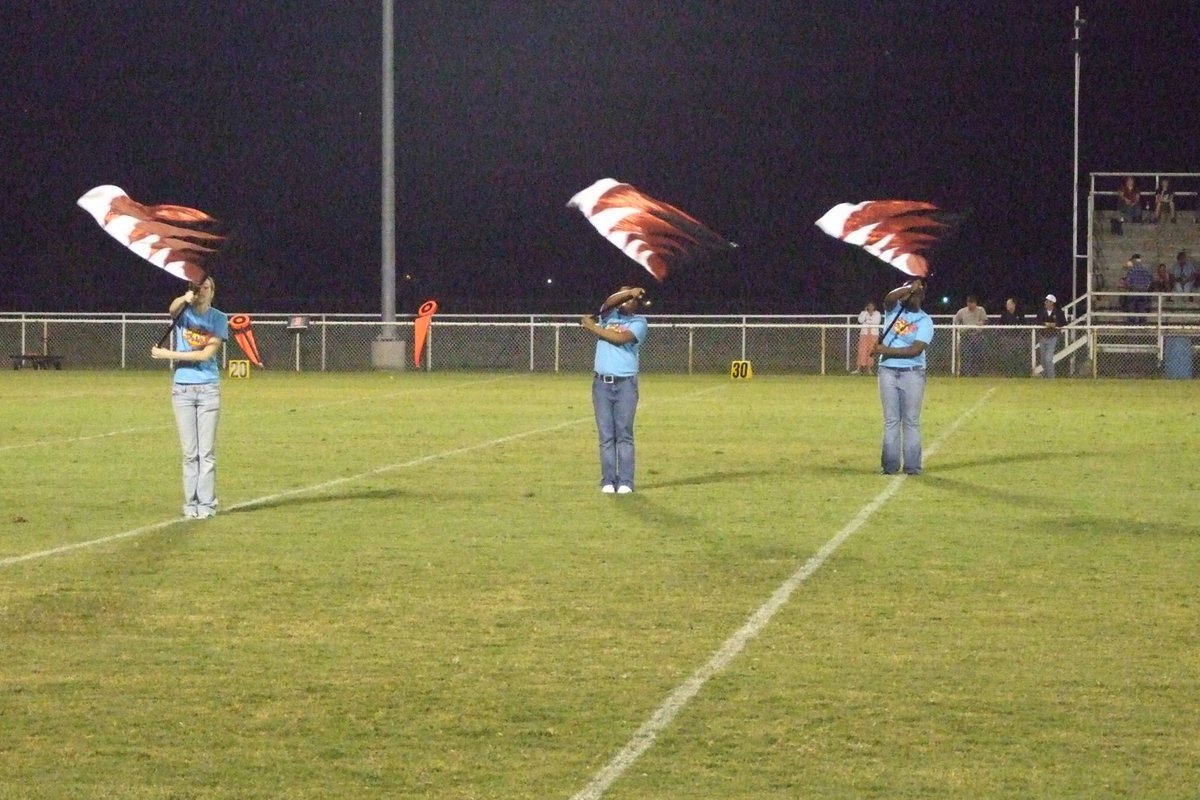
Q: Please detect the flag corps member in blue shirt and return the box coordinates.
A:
[873,278,934,475]
[581,286,649,494]
[151,276,229,518]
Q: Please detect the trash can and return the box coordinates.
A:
[1163,336,1193,379]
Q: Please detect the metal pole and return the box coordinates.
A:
[1072,5,1084,305]
[379,0,397,340]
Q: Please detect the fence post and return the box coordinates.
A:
[1090,321,1098,378]
[554,323,561,373]
[948,326,956,376]
[320,315,328,372]
[845,321,852,373]
[688,326,694,375]
[820,325,826,375]
[121,314,128,369]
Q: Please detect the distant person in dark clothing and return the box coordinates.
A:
[1150,263,1172,293]
[999,297,1024,325]
[998,297,1025,375]
[1119,254,1152,322]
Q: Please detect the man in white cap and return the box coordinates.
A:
[1035,294,1067,378]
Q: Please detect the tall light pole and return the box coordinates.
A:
[1072,5,1084,304]
[380,0,396,339]
[372,0,405,368]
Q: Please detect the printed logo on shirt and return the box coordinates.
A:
[183,327,216,349]
[893,318,916,336]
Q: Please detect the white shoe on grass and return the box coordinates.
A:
[617,485,633,494]
[601,484,616,494]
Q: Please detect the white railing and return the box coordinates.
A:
[2,311,1196,379]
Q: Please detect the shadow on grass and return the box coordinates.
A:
[932,449,1112,471]
[818,449,1114,478]
[227,487,405,513]
[918,473,1186,536]
[917,472,1051,509]
[611,492,701,535]
[1049,512,1188,537]
[638,468,779,490]
[607,469,782,535]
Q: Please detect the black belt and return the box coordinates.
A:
[595,373,634,383]
[880,365,924,372]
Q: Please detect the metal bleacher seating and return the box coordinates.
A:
[1090,173,1200,313]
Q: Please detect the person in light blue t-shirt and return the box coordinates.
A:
[873,279,934,475]
[150,276,229,519]
[580,286,648,494]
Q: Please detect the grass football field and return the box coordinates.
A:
[1,370,1197,799]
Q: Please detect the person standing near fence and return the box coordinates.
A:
[998,297,1026,376]
[581,286,648,494]
[873,279,933,475]
[952,294,987,376]
[853,300,882,375]
[1035,293,1067,379]
[150,276,229,518]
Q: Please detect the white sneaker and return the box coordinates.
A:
[616,485,633,494]
[601,484,616,494]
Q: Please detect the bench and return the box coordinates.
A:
[10,354,63,370]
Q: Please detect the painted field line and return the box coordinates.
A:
[570,387,997,800]
[0,375,515,454]
[0,383,725,569]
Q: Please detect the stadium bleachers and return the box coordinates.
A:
[1090,173,1200,312]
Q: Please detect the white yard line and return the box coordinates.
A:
[0,383,726,568]
[569,387,997,800]
[0,424,171,453]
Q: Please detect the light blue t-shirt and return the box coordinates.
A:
[593,309,648,376]
[173,305,229,384]
[879,306,934,368]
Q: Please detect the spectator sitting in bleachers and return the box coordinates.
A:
[1153,178,1177,223]
[1170,250,1197,293]
[1118,176,1145,224]
[1119,253,1152,321]
[1150,263,1172,293]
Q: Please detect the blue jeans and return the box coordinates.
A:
[1038,335,1058,378]
[878,367,925,474]
[592,375,638,489]
[171,383,221,516]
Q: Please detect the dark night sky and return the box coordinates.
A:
[2,2,1197,315]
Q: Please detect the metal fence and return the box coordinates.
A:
[2,312,1198,379]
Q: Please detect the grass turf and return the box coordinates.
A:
[1,370,1197,798]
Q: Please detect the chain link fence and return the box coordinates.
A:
[2,312,1198,378]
